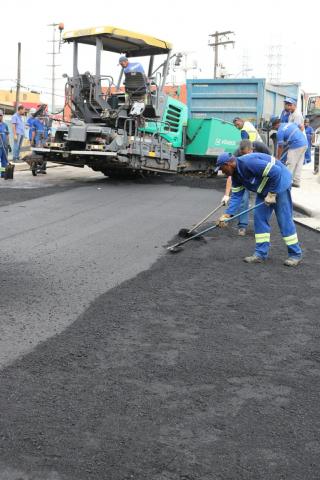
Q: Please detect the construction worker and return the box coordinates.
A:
[304,118,315,164]
[221,140,272,236]
[26,108,36,145]
[280,100,290,123]
[216,151,302,267]
[32,117,47,174]
[233,117,262,142]
[0,110,10,178]
[284,97,304,130]
[271,117,307,187]
[11,104,25,162]
[119,56,145,75]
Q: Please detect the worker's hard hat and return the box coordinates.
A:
[119,55,128,63]
[284,97,297,105]
[29,107,37,115]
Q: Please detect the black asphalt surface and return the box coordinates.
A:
[0,173,319,480]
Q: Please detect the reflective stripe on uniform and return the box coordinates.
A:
[255,233,270,243]
[257,157,276,193]
[231,186,245,193]
[283,233,298,245]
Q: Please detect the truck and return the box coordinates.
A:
[32,26,241,177]
[186,78,303,127]
[187,78,320,142]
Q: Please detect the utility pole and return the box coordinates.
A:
[15,42,21,111]
[208,31,235,79]
[47,22,64,114]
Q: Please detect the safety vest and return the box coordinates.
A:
[242,121,262,142]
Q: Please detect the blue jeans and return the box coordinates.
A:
[13,134,24,161]
[237,189,249,228]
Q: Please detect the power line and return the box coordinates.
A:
[208,30,235,78]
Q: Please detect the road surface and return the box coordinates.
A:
[0,166,319,480]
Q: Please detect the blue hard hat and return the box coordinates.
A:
[284,97,297,105]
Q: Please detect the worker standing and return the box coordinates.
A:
[285,97,304,130]
[119,56,145,75]
[271,117,307,187]
[233,117,262,142]
[0,110,10,178]
[11,105,25,163]
[304,118,315,164]
[216,152,302,267]
[280,100,291,123]
[26,108,36,145]
[221,140,272,236]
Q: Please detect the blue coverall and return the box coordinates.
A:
[304,125,314,164]
[0,122,9,178]
[26,116,35,143]
[32,118,45,146]
[226,153,302,260]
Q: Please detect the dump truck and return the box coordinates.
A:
[32,26,240,176]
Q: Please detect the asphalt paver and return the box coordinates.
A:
[0,205,319,479]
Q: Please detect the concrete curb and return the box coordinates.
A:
[292,201,314,218]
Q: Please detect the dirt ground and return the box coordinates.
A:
[0,207,319,479]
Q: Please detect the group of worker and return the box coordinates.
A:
[215,96,312,267]
[0,105,49,177]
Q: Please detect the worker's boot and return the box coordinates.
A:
[243,255,264,264]
[238,228,246,236]
[283,257,302,267]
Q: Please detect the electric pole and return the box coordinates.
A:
[208,31,235,79]
[47,22,64,114]
[15,42,21,111]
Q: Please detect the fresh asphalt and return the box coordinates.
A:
[0,166,319,480]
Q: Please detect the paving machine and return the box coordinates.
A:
[33,26,240,176]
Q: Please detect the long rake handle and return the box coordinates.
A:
[168,202,265,250]
[189,202,224,233]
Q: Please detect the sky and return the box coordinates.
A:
[1,0,320,110]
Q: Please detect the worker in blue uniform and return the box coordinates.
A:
[32,117,47,174]
[0,110,10,178]
[304,118,315,164]
[119,56,145,75]
[271,117,307,187]
[26,108,36,145]
[216,151,302,267]
[279,98,292,123]
[221,140,272,236]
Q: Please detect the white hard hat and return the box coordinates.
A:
[29,108,37,115]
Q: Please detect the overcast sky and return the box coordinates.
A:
[2,0,319,108]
